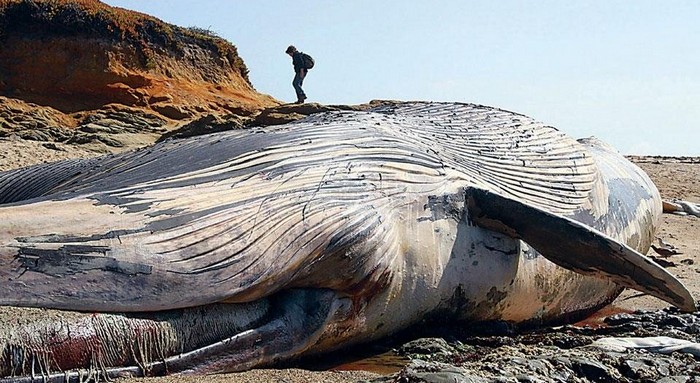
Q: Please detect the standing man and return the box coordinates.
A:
[286,45,307,104]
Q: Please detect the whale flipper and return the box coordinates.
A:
[466,187,696,312]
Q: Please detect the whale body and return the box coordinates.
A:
[0,102,693,380]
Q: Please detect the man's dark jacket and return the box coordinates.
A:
[292,52,305,73]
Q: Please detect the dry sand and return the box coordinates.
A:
[1,138,698,382]
[613,157,700,312]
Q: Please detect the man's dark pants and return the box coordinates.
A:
[293,71,306,101]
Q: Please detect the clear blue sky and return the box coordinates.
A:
[103,1,699,156]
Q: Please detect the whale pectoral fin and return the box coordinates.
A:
[465,187,696,312]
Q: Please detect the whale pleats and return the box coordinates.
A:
[0,102,662,313]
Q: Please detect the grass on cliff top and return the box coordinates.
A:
[0,0,250,83]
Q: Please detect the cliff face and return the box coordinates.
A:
[0,0,383,168]
[0,0,279,151]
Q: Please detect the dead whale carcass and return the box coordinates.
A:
[0,102,694,380]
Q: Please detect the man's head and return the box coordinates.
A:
[285,45,297,56]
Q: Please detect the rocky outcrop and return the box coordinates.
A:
[0,96,167,151]
[157,100,401,143]
[252,102,361,126]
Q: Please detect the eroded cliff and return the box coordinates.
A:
[0,0,278,151]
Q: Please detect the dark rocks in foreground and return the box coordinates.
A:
[368,308,700,382]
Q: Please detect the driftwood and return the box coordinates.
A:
[663,199,700,218]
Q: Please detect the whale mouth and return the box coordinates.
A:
[0,289,341,381]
